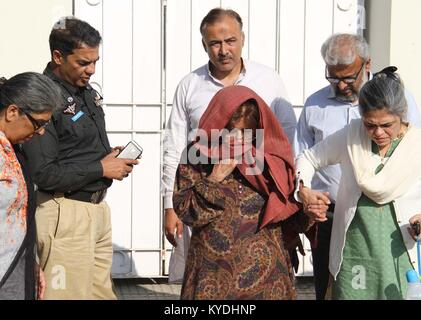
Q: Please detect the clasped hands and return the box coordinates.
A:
[298,183,330,222]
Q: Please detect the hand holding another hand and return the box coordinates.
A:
[299,183,330,222]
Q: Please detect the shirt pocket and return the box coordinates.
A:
[306,111,326,144]
[58,112,97,144]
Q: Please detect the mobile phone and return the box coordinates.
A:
[117,140,143,160]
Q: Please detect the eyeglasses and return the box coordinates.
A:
[325,63,365,85]
[21,110,51,132]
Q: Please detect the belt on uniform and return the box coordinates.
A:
[42,189,108,204]
[64,190,107,204]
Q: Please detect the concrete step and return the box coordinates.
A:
[114,277,316,300]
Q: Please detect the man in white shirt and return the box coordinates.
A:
[296,33,421,300]
[162,8,297,282]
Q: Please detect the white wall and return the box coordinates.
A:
[367,0,421,109]
[390,0,421,108]
[366,0,392,71]
[0,0,72,77]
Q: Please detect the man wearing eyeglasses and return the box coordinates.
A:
[295,33,421,300]
[22,17,138,300]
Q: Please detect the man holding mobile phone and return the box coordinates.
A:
[117,141,143,160]
[23,17,138,300]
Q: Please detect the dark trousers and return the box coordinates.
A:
[311,216,333,300]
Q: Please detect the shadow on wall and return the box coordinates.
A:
[111,244,181,300]
[111,244,137,279]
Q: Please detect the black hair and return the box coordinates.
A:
[228,99,260,130]
[49,16,102,57]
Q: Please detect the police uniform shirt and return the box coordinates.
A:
[23,64,112,194]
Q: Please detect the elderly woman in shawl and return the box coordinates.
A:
[173,85,324,300]
[297,67,421,300]
[0,73,60,300]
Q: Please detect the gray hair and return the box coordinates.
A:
[0,72,61,115]
[321,33,370,66]
[359,72,407,121]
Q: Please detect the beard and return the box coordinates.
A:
[334,71,369,103]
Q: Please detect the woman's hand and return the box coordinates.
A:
[208,159,238,183]
[37,266,46,300]
[408,214,421,241]
[299,184,330,222]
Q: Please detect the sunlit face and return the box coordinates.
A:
[362,108,403,148]
[326,56,370,103]
[53,44,99,87]
[202,16,245,79]
[2,105,52,144]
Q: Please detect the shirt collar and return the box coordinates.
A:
[206,58,247,85]
[44,63,87,96]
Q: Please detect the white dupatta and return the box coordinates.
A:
[347,119,421,204]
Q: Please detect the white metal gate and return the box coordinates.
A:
[74,0,364,278]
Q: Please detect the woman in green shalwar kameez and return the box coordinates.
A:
[297,68,421,300]
[332,138,413,299]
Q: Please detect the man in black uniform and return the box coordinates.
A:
[23,17,138,300]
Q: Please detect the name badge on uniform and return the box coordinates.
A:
[72,111,85,122]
